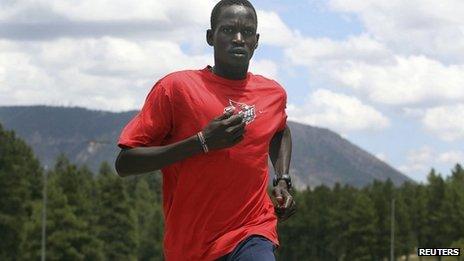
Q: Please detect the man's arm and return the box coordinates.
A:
[115,134,203,177]
[269,125,292,176]
[115,111,246,177]
[269,124,296,221]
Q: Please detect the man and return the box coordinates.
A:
[115,0,295,260]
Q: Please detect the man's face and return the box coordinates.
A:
[208,5,259,68]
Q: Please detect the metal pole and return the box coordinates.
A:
[41,167,48,261]
[390,198,395,261]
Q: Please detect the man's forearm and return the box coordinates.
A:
[269,125,292,177]
[115,134,203,177]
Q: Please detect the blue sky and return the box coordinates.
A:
[1,0,463,182]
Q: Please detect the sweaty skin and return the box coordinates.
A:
[115,4,295,222]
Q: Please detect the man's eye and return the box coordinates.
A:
[243,29,254,35]
[222,27,233,33]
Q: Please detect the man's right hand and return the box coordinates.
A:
[201,111,246,151]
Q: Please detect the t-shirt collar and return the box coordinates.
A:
[201,65,251,88]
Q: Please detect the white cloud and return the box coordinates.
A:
[438,151,464,165]
[399,146,464,181]
[423,104,464,141]
[402,107,425,118]
[331,55,464,105]
[0,0,214,23]
[269,0,464,146]
[408,146,434,164]
[399,146,435,180]
[287,89,389,132]
[285,33,464,106]
[282,1,464,143]
[0,38,212,111]
[257,10,297,47]
[250,59,279,80]
[286,34,391,66]
[0,0,215,43]
[329,0,464,63]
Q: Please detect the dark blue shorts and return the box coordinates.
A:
[216,235,277,261]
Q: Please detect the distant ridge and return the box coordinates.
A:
[286,121,411,188]
[0,105,411,189]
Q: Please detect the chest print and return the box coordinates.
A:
[223,99,258,125]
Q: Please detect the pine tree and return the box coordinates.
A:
[412,184,428,249]
[52,155,95,217]
[132,175,164,260]
[424,169,447,247]
[442,164,464,244]
[18,200,43,260]
[96,162,138,260]
[328,184,357,260]
[21,171,103,260]
[0,124,43,259]
[395,187,415,259]
[311,185,338,260]
[398,181,418,258]
[344,191,377,260]
[368,179,394,259]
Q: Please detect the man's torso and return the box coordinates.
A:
[121,67,287,260]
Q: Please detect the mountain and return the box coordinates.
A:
[0,106,411,189]
[287,122,411,188]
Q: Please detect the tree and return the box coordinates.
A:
[311,185,338,260]
[344,191,377,260]
[0,124,43,259]
[367,179,394,259]
[395,186,415,259]
[328,184,357,260]
[132,175,164,260]
[441,164,464,244]
[424,169,447,247]
[21,170,103,260]
[52,155,95,218]
[96,162,138,260]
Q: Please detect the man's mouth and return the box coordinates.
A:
[229,48,248,55]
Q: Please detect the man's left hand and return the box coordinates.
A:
[272,180,296,222]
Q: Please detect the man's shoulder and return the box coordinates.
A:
[157,69,201,86]
[250,73,286,93]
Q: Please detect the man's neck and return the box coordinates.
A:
[212,64,249,80]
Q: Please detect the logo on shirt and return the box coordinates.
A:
[224,99,256,125]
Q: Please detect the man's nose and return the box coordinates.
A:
[232,32,244,45]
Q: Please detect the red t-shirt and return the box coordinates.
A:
[118,66,288,260]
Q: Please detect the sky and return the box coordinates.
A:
[1,0,463,182]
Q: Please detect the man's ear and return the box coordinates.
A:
[206,29,214,46]
[254,33,260,50]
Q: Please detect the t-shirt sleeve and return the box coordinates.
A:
[118,82,172,149]
[276,88,288,132]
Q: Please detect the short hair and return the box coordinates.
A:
[210,0,257,30]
